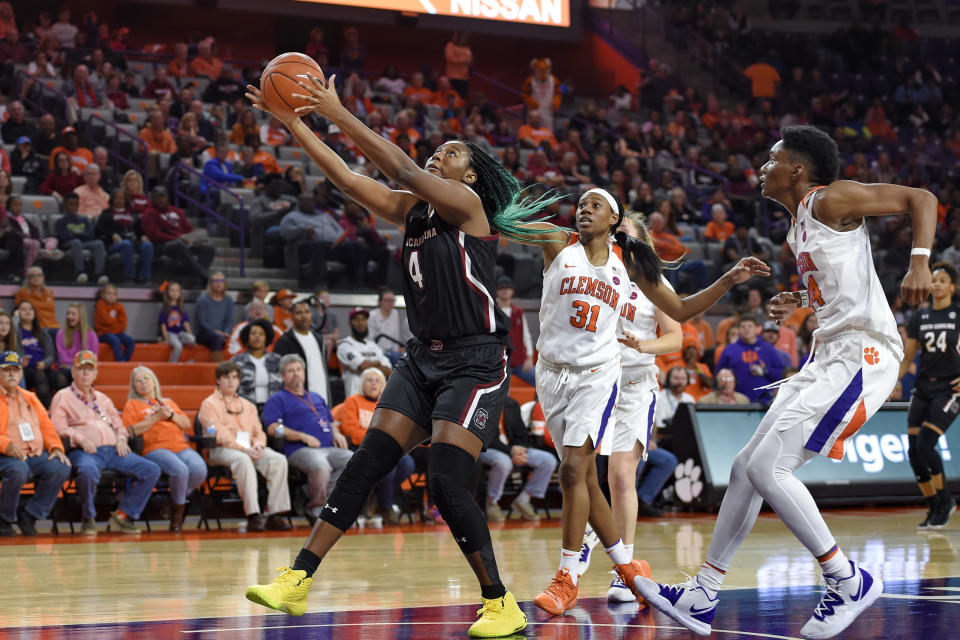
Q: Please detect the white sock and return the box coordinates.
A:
[818,546,852,579]
[624,544,634,559]
[560,548,580,585]
[515,491,531,506]
[605,538,631,566]
[696,562,726,596]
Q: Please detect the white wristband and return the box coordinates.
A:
[798,290,810,307]
[911,248,931,257]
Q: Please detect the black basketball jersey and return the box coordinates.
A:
[401,201,509,344]
[907,303,960,379]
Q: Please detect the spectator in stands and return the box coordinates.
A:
[199,361,291,531]
[194,272,234,362]
[176,113,210,157]
[305,26,327,62]
[229,108,259,146]
[168,42,189,77]
[259,117,289,148]
[280,193,345,288]
[91,146,118,193]
[761,320,794,368]
[39,151,83,201]
[704,203,735,243]
[202,140,244,203]
[654,366,695,430]
[48,127,93,173]
[722,221,767,272]
[189,38,223,80]
[743,59,780,100]
[63,65,106,123]
[0,312,15,356]
[680,342,713,400]
[51,350,161,534]
[5,197,61,277]
[261,353,350,525]
[104,72,128,110]
[228,299,282,358]
[478,396,556,522]
[1,102,37,144]
[715,315,784,404]
[367,289,407,367]
[123,365,206,532]
[13,300,55,406]
[49,8,77,48]
[337,307,392,397]
[517,110,559,150]
[0,351,71,536]
[444,31,472,97]
[74,164,109,218]
[203,65,243,104]
[20,49,58,101]
[95,188,153,284]
[494,277,534,385]
[941,232,960,271]
[335,367,413,524]
[374,64,405,96]
[310,289,339,354]
[402,71,434,104]
[249,174,294,259]
[796,313,817,364]
[142,67,177,101]
[158,281,196,362]
[15,266,59,336]
[55,302,98,382]
[244,135,280,174]
[340,201,390,287]
[94,284,134,362]
[56,193,107,284]
[232,319,283,413]
[698,368,750,405]
[119,70,140,97]
[338,27,365,77]
[141,185,214,282]
[275,300,329,403]
[270,289,296,332]
[11,137,46,193]
[121,170,149,213]
[139,108,177,161]
[633,428,679,518]
[33,114,58,158]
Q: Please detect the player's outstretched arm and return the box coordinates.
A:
[246,85,415,226]
[507,221,572,269]
[634,257,770,323]
[817,180,936,305]
[291,73,486,232]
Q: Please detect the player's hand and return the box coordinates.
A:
[951,376,960,394]
[901,262,933,306]
[768,292,801,326]
[723,257,771,286]
[244,84,297,126]
[292,71,342,119]
[618,330,644,352]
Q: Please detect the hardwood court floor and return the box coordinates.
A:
[0,507,957,639]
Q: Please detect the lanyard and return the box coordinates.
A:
[291,390,329,429]
[71,385,109,422]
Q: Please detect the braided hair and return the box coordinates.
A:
[463,142,564,241]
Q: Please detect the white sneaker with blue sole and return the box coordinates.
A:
[606,573,637,603]
[800,561,883,639]
[577,527,601,577]
[635,573,718,637]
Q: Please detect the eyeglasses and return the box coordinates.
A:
[212,278,225,283]
[719,376,735,382]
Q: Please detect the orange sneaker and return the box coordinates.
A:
[533,568,579,615]
[614,559,652,605]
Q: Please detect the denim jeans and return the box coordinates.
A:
[69,446,162,519]
[145,448,207,505]
[374,452,415,511]
[635,446,679,504]
[511,364,536,386]
[64,238,105,275]
[0,451,72,522]
[108,239,154,281]
[478,447,557,501]
[100,333,135,361]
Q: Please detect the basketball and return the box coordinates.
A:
[259,52,323,121]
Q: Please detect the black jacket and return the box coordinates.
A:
[488,397,533,455]
[274,328,329,396]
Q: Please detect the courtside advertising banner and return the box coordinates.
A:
[668,405,960,507]
[297,0,571,26]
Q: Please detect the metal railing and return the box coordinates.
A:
[16,70,69,127]
[168,161,247,277]
[87,113,149,180]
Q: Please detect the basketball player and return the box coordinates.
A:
[243,73,558,637]
[517,188,768,615]
[635,125,936,639]
[900,261,960,530]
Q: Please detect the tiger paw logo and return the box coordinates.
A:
[864,347,880,365]
[674,458,703,504]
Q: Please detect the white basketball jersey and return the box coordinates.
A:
[537,235,631,368]
[618,278,673,369]
[788,186,903,359]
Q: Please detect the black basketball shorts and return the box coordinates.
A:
[377,337,511,448]
[908,377,960,433]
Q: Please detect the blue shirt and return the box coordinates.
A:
[262,388,334,456]
[716,337,786,403]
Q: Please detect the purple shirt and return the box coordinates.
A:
[262,388,334,456]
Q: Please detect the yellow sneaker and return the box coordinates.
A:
[468,590,527,638]
[244,567,313,616]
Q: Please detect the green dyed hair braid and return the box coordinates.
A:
[463,142,567,242]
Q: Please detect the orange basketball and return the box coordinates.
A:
[260,52,323,121]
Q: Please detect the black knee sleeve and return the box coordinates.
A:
[320,429,403,531]
[918,428,945,477]
[908,434,930,483]
[428,443,492,555]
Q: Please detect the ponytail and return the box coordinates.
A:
[614,210,679,286]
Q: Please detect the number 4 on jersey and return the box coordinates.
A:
[807,275,826,308]
[408,250,425,289]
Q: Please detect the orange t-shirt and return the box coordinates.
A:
[743,63,781,99]
[95,299,127,335]
[139,127,177,153]
[650,229,687,262]
[14,287,59,329]
[273,306,294,332]
[705,220,735,242]
[690,318,715,350]
[517,124,558,148]
[338,393,378,446]
[122,398,189,454]
[47,146,93,172]
[402,86,435,104]
[189,56,223,79]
